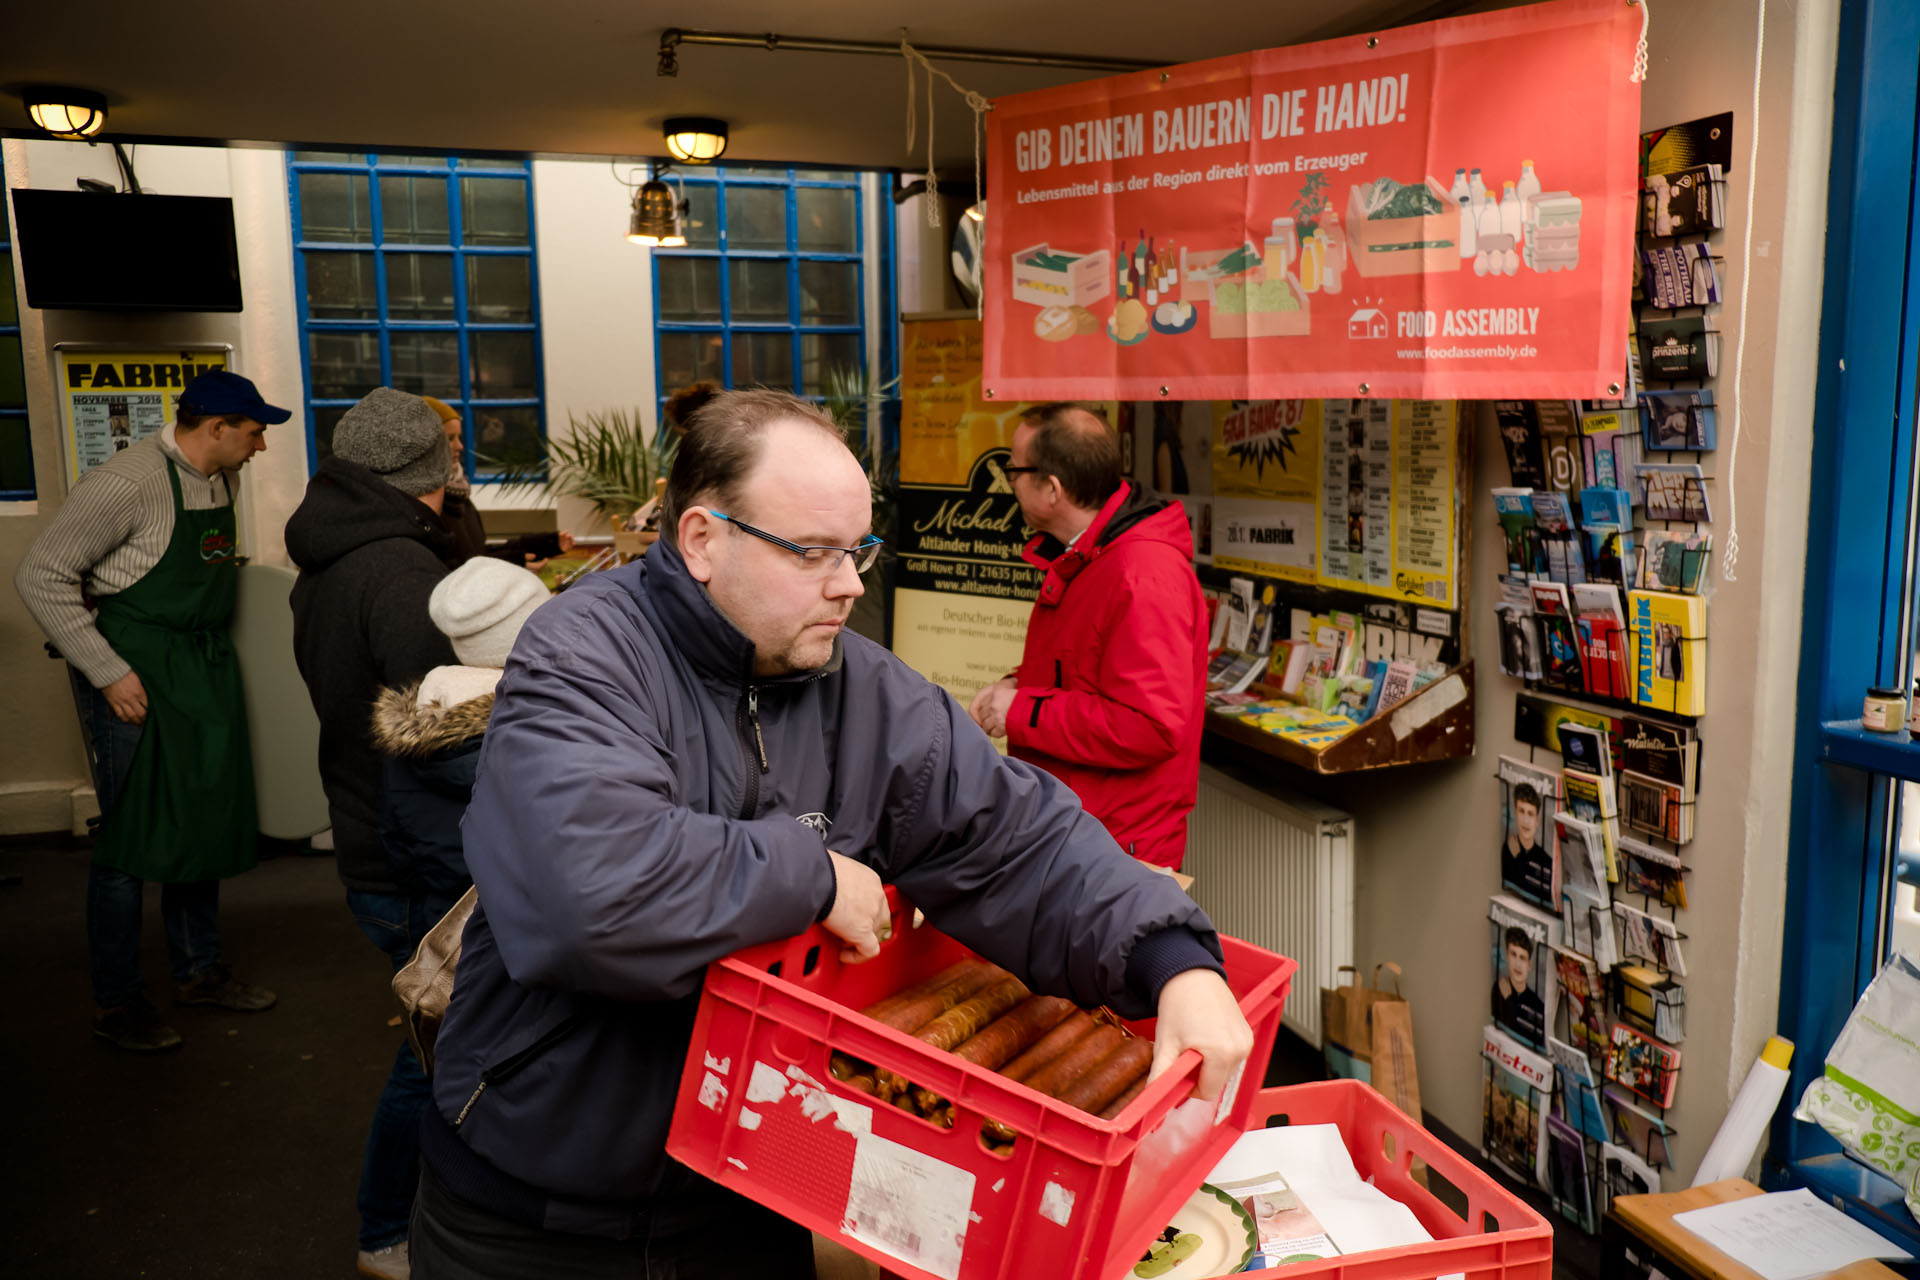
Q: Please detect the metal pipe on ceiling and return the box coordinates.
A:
[656,28,1164,77]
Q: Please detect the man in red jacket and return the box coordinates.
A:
[969,403,1208,869]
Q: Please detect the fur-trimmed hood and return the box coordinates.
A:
[372,679,495,759]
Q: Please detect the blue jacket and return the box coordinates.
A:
[428,537,1223,1216]
[370,677,489,902]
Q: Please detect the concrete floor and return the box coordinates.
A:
[0,837,1593,1280]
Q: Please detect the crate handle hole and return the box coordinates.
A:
[770,1025,812,1065]
[976,1127,1017,1160]
[1481,1211,1502,1235]
[1263,1113,1291,1128]
[802,944,822,977]
[1381,1131,1397,1164]
[767,960,783,978]
[1423,1166,1469,1224]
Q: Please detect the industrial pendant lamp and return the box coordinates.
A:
[627,174,686,247]
[24,86,108,139]
[662,116,727,164]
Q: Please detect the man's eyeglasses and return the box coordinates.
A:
[709,511,883,575]
[1000,465,1042,477]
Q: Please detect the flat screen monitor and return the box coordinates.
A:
[9,188,244,312]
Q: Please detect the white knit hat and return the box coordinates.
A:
[429,558,549,669]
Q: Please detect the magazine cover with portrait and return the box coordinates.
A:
[1497,756,1562,911]
[1489,893,1561,1052]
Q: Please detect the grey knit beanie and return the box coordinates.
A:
[332,387,451,498]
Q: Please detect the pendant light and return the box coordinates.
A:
[627,172,686,247]
[24,86,108,139]
[662,117,728,165]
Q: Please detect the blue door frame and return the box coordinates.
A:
[1774,0,1920,1249]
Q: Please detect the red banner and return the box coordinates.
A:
[983,0,1641,402]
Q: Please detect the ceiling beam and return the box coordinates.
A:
[656,28,1164,78]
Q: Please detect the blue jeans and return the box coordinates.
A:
[349,890,455,1252]
[70,667,223,1009]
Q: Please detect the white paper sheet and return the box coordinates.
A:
[1672,1189,1913,1280]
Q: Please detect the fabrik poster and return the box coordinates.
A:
[983,0,1640,401]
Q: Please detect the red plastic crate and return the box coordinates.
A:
[1202,1080,1554,1280]
[666,891,1295,1280]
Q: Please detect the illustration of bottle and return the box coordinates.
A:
[1450,168,1470,204]
[1469,167,1487,208]
[1272,216,1299,264]
[1500,183,1522,276]
[1458,195,1478,259]
[1301,231,1322,293]
[1475,196,1502,277]
[1164,243,1179,291]
[1134,231,1148,283]
[1322,215,1345,295]
[1516,160,1542,223]
[1117,239,1130,297]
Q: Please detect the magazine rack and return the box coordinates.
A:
[1205,663,1476,775]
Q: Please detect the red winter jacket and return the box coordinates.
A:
[1007,483,1207,869]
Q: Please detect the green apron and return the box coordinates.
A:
[92,457,257,882]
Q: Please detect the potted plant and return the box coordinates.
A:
[485,407,679,559]
[819,366,900,646]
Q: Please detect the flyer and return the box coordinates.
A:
[55,346,232,483]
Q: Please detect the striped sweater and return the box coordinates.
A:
[15,427,241,689]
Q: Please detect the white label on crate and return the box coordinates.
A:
[1214,1062,1246,1126]
[831,1097,872,1136]
[703,1052,731,1074]
[697,1072,728,1112]
[991,1178,1005,1194]
[746,1061,788,1105]
[785,1065,826,1091]
[727,1157,748,1171]
[843,1133,974,1280]
[737,1109,762,1131]
[1038,1181,1076,1227]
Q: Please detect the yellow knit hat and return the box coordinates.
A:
[420,396,461,423]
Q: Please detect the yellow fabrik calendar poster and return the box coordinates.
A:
[55,345,232,485]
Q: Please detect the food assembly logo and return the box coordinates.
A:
[1220,399,1305,479]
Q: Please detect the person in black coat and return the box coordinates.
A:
[421,396,573,568]
[371,557,550,909]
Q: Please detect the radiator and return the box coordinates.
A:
[1184,765,1355,1045]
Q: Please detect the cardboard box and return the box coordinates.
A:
[1208,272,1310,339]
[1346,176,1461,277]
[1010,243,1111,308]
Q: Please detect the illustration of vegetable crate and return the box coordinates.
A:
[1010,243,1112,308]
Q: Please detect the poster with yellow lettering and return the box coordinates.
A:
[892,314,1118,712]
[1314,398,1458,607]
[1209,398,1321,582]
[55,345,233,484]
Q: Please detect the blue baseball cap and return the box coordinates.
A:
[177,370,292,425]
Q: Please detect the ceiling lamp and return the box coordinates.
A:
[24,86,108,139]
[662,116,728,164]
[627,177,686,247]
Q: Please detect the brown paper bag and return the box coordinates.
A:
[1321,962,1422,1122]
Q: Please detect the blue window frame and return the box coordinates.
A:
[0,154,33,502]
[286,151,544,479]
[1775,0,1920,1252]
[651,165,868,417]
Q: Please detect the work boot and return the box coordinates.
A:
[356,1240,409,1279]
[175,963,277,1012]
[93,998,184,1053]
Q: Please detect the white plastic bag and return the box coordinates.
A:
[1793,950,1920,1220]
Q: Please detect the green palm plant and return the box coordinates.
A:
[817,366,900,546]
[483,407,679,523]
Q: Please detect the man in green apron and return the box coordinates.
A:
[16,370,287,1052]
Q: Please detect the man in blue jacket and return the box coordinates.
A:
[415,389,1252,1278]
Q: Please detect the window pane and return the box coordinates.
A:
[313,405,352,459]
[465,255,532,322]
[732,331,793,390]
[681,185,719,249]
[386,252,456,320]
[796,187,857,253]
[0,336,22,405]
[800,333,861,397]
[0,416,34,492]
[471,406,544,475]
[794,169,860,182]
[294,150,360,163]
[299,173,371,242]
[798,261,859,325]
[389,331,461,395]
[728,166,791,179]
[469,331,537,399]
[458,157,524,169]
[659,332,723,391]
[304,251,377,318]
[308,331,382,400]
[657,257,721,323]
[0,255,16,324]
[380,175,450,244]
[729,258,790,321]
[725,185,787,250]
[461,177,529,244]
